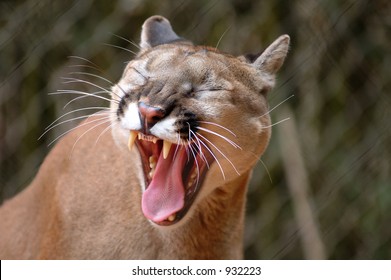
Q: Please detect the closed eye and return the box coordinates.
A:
[126,66,149,86]
[195,87,226,93]
[185,87,226,98]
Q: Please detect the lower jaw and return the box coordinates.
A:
[134,136,215,226]
[143,164,209,226]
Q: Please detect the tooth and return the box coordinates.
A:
[149,156,157,169]
[149,156,157,164]
[149,156,156,163]
[152,138,158,144]
[167,214,176,222]
[163,140,172,159]
[128,131,138,151]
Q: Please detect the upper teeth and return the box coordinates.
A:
[128,131,138,151]
[127,131,173,160]
[163,140,172,159]
[138,133,159,143]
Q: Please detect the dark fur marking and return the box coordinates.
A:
[117,96,128,118]
[175,109,199,140]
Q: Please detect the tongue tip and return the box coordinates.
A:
[141,185,184,222]
[141,198,183,223]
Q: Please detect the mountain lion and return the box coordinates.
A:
[0,15,289,259]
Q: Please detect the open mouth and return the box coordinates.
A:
[128,131,214,226]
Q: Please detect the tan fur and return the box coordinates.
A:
[0,16,289,259]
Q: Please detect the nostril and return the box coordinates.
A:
[138,101,166,128]
[151,115,161,122]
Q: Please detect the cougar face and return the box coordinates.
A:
[109,17,289,226]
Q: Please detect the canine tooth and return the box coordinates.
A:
[149,170,154,179]
[167,214,176,222]
[128,131,138,151]
[163,140,172,159]
[152,138,158,144]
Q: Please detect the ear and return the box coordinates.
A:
[253,35,290,75]
[140,15,191,49]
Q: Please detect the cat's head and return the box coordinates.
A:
[110,16,289,226]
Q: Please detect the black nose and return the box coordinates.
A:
[138,101,166,132]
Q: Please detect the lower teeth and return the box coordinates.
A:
[167,214,176,222]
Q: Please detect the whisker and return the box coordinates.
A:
[52,88,116,105]
[40,110,110,139]
[95,122,116,146]
[262,117,290,129]
[68,72,123,99]
[197,126,241,149]
[196,134,226,180]
[187,136,200,186]
[68,56,103,72]
[111,33,141,50]
[214,25,231,51]
[259,158,273,184]
[103,43,137,56]
[68,64,104,73]
[187,123,192,146]
[188,126,203,183]
[198,121,236,136]
[193,134,211,172]
[52,90,114,108]
[189,130,209,168]
[200,136,225,180]
[196,132,241,177]
[258,94,295,118]
[42,111,109,135]
[63,95,111,109]
[61,77,113,96]
[44,107,108,131]
[70,119,112,156]
[66,58,127,98]
[173,133,182,159]
[48,89,107,96]
[184,139,191,162]
[46,116,111,147]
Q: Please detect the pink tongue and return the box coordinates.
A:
[141,147,186,222]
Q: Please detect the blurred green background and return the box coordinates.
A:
[0,0,390,259]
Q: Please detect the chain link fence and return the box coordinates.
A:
[1,0,390,259]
